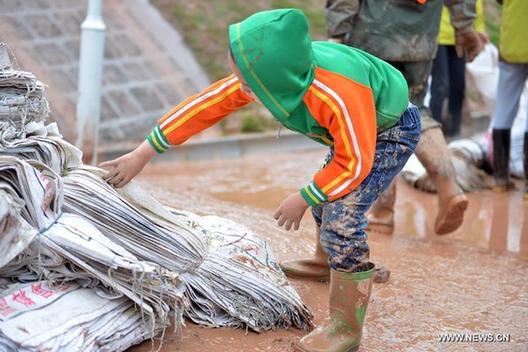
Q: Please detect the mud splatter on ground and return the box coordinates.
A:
[131,151,528,352]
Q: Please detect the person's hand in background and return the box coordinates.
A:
[455,27,484,61]
[477,31,489,44]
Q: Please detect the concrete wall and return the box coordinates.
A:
[0,0,211,143]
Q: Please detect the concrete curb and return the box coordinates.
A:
[100,130,326,163]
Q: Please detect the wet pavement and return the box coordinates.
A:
[131,150,528,352]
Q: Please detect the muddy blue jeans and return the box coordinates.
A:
[312,104,421,272]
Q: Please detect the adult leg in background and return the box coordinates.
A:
[491,62,528,191]
[430,45,449,124]
[445,45,466,137]
[369,60,468,235]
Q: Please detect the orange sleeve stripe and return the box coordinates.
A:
[151,74,253,147]
[163,83,241,135]
[302,67,377,202]
[308,86,354,161]
[159,74,238,127]
[308,84,359,195]
[315,79,367,197]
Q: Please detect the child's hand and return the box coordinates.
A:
[274,192,309,231]
[99,140,156,188]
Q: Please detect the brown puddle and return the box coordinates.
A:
[131,151,528,352]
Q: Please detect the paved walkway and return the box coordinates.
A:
[0,0,210,143]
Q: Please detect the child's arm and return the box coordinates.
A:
[147,74,253,152]
[300,79,377,207]
[100,74,253,187]
[274,77,378,232]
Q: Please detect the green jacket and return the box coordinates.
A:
[499,0,528,63]
[326,0,477,62]
[227,9,409,205]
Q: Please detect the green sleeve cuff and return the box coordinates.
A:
[300,181,328,207]
[147,125,170,153]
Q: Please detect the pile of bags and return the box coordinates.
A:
[0,281,159,352]
[0,44,49,142]
[0,44,312,351]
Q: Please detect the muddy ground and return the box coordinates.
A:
[131,150,527,352]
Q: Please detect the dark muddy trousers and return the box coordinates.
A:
[387,60,439,132]
[430,45,466,137]
[312,104,421,272]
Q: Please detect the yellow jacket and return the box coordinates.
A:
[499,0,528,63]
[438,0,485,46]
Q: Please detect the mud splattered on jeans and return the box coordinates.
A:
[312,104,421,272]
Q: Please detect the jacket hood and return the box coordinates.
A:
[229,9,315,120]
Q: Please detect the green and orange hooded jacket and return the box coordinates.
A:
[147,9,409,207]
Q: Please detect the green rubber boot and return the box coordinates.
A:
[295,263,375,352]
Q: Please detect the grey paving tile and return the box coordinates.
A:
[33,42,70,65]
[130,85,164,112]
[103,64,128,85]
[63,38,80,60]
[50,68,76,91]
[25,14,63,38]
[155,81,183,106]
[101,95,119,121]
[0,16,34,40]
[113,33,141,57]
[107,90,142,116]
[54,10,82,34]
[122,61,150,81]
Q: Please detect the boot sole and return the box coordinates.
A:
[434,195,469,235]
[282,271,330,282]
[280,260,330,282]
[294,342,359,352]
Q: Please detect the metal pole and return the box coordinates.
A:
[76,0,106,165]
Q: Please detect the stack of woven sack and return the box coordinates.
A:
[0,43,312,352]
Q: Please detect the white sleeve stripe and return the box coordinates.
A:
[160,76,239,129]
[154,126,170,148]
[309,182,326,201]
[313,79,362,197]
[329,178,354,196]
